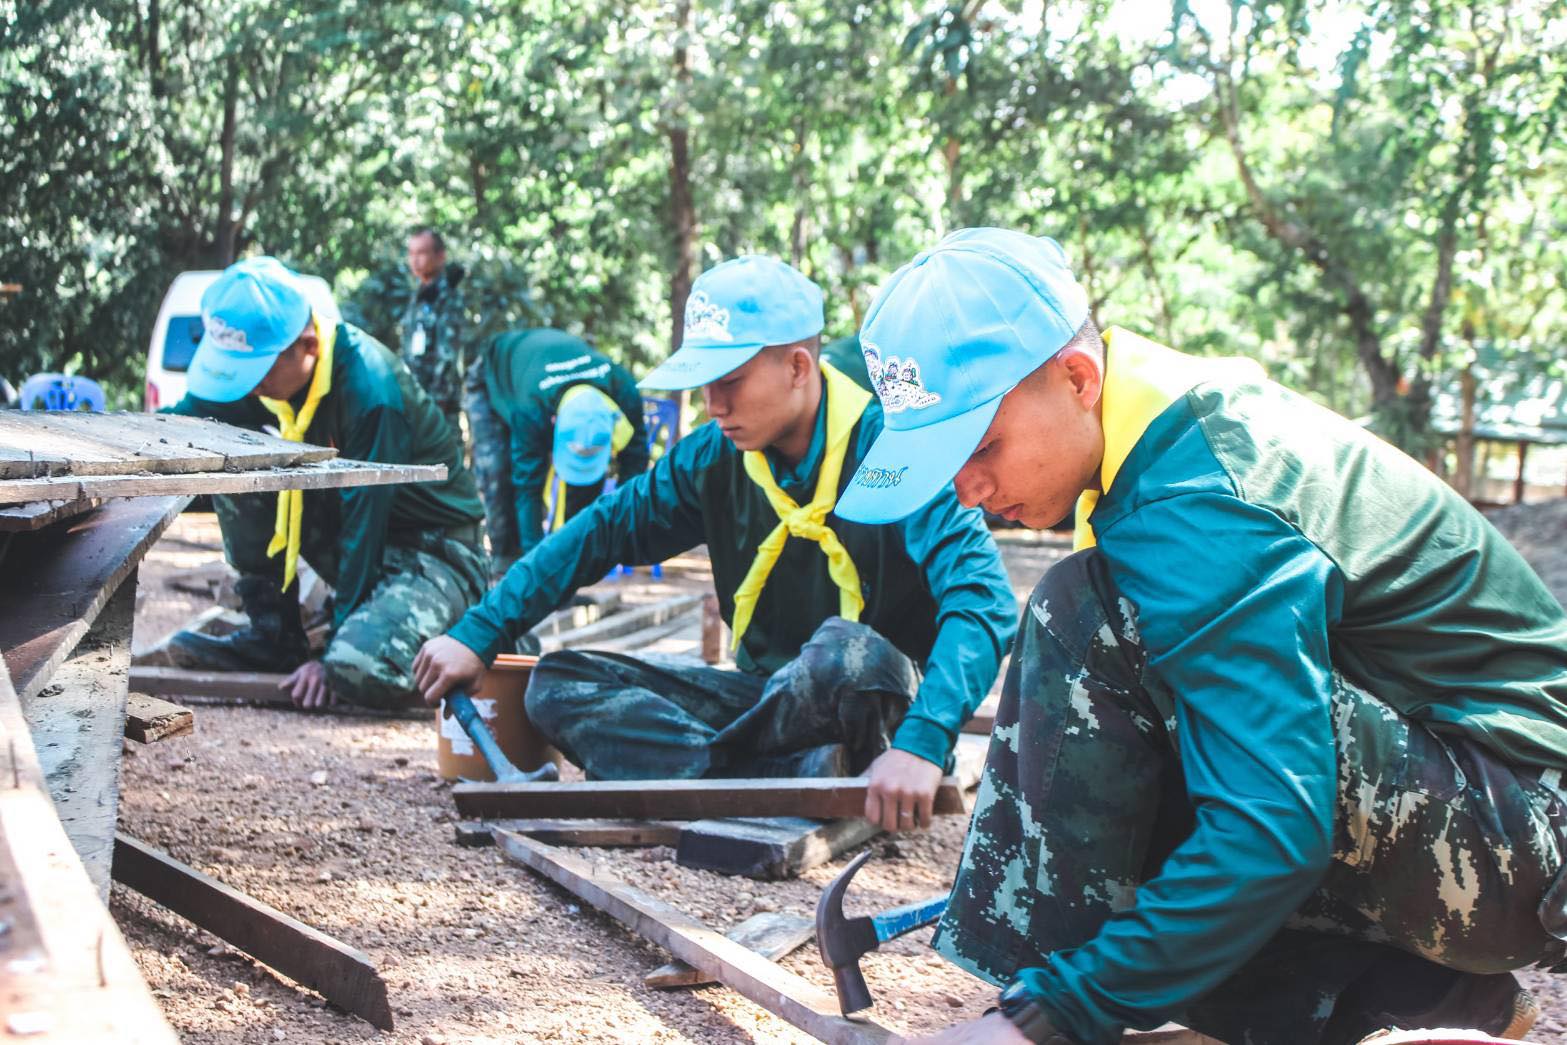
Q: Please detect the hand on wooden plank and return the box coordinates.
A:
[905,1012,1031,1044]
[281,659,336,710]
[412,634,486,707]
[864,748,945,832]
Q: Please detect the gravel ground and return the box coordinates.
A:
[114,513,1567,1042]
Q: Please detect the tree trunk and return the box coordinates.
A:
[147,0,163,98]
[1453,362,1477,499]
[215,60,240,267]
[666,0,696,434]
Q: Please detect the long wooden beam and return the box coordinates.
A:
[455,776,969,821]
[112,833,394,1031]
[494,831,894,1045]
[128,666,431,720]
[0,458,446,506]
[454,819,684,848]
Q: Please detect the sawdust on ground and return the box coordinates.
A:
[115,512,1567,1043]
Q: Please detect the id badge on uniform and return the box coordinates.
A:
[409,327,427,357]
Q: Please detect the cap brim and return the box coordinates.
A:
[834,395,1002,524]
[638,343,765,390]
[185,341,281,403]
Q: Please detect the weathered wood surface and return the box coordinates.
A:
[113,833,394,1031]
[0,458,447,506]
[127,666,431,720]
[123,692,195,744]
[495,831,894,1045]
[0,660,179,1042]
[0,497,102,532]
[538,593,703,652]
[0,496,185,701]
[646,911,814,990]
[454,819,684,849]
[677,815,880,880]
[455,776,970,821]
[0,410,336,478]
[962,695,998,735]
[21,574,137,896]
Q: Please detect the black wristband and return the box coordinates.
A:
[998,981,1072,1043]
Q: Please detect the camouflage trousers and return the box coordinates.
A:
[212,490,488,709]
[524,617,919,780]
[935,550,1567,1044]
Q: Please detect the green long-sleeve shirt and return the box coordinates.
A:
[1022,331,1567,1043]
[481,329,650,555]
[448,370,1018,767]
[167,322,484,628]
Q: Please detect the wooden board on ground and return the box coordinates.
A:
[127,666,432,720]
[20,573,138,896]
[0,657,178,1042]
[677,816,880,880]
[123,692,195,744]
[645,911,814,989]
[0,497,102,532]
[454,776,969,821]
[494,831,893,1045]
[0,496,185,701]
[454,819,683,849]
[0,410,337,478]
[961,695,998,735]
[0,457,446,506]
[538,593,703,653]
[113,833,394,1031]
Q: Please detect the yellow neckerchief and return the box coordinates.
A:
[729,360,872,650]
[258,314,336,590]
[1073,327,1265,549]
[543,384,636,532]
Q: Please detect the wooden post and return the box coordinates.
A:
[1515,440,1530,504]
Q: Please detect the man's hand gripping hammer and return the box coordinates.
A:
[444,690,559,783]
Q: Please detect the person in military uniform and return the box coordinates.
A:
[165,257,488,711]
[833,228,1567,1044]
[413,256,1017,831]
[465,329,649,574]
[402,227,469,436]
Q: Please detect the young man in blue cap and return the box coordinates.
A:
[165,257,488,710]
[413,255,1016,829]
[464,328,649,576]
[834,228,1567,1043]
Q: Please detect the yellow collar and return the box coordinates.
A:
[258,314,336,590]
[1073,328,1263,549]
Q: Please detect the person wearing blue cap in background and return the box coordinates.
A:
[413,254,1016,829]
[463,328,648,578]
[162,256,488,711]
[834,228,1567,1044]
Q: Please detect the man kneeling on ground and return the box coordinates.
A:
[834,227,1567,1043]
[413,255,1017,830]
[166,258,488,711]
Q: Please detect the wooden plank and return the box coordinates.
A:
[0,496,185,701]
[127,666,432,719]
[455,776,970,821]
[0,457,446,506]
[526,591,623,641]
[112,833,394,1031]
[574,611,701,654]
[20,573,138,896]
[0,411,337,477]
[677,816,880,880]
[0,791,179,1042]
[123,692,195,744]
[0,444,70,481]
[0,498,101,533]
[538,594,703,652]
[961,695,998,735]
[646,912,813,990]
[454,819,684,849]
[494,831,894,1045]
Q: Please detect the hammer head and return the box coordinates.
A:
[815,850,882,1014]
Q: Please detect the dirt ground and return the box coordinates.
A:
[113,511,1567,1043]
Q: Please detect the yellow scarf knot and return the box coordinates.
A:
[258,314,335,591]
[729,361,871,650]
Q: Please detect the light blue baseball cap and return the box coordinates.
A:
[187,257,313,402]
[834,228,1090,524]
[639,255,824,390]
[552,385,620,486]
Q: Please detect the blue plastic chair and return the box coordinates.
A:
[642,396,681,461]
[19,373,106,412]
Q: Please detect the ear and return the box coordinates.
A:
[789,346,816,389]
[1056,348,1103,410]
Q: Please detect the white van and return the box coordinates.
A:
[144,269,340,410]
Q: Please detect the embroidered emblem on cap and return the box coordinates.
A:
[863,340,940,414]
[684,291,733,342]
[203,313,250,352]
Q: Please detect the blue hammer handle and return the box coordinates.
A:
[445,690,557,784]
[872,893,949,943]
